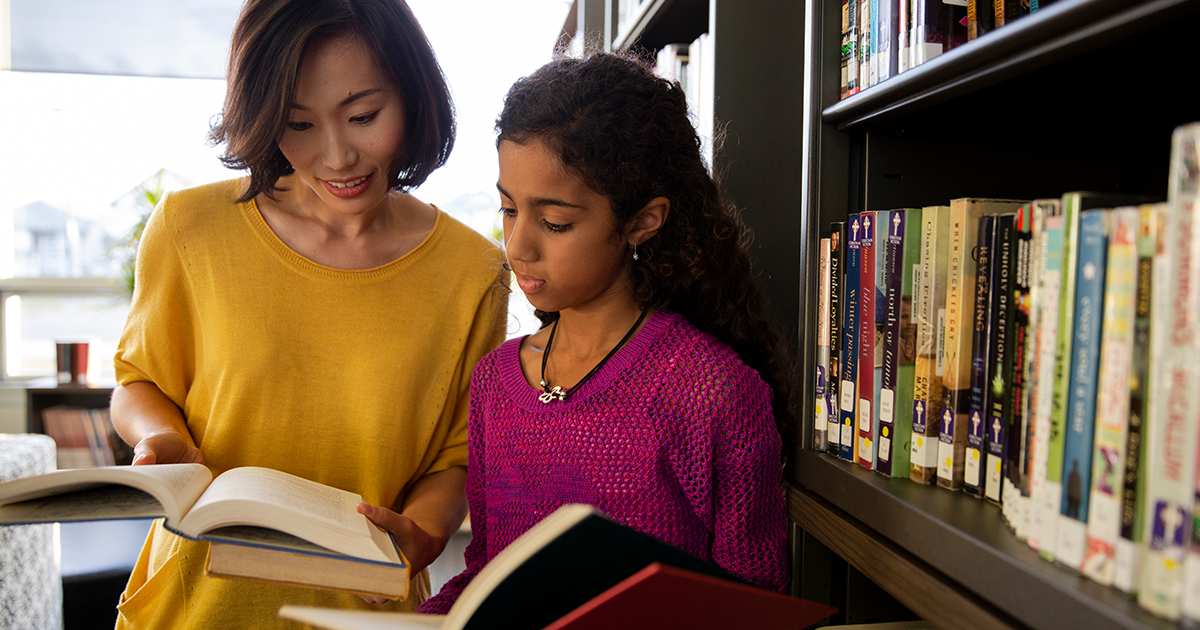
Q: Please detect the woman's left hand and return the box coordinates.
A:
[356,503,440,604]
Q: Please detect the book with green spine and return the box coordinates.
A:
[879,208,920,476]
[910,205,950,484]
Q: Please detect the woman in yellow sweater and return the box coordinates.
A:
[109,0,508,627]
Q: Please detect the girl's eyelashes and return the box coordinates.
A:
[498,206,517,218]
[497,206,571,233]
[350,111,380,125]
[284,111,379,131]
[286,121,312,131]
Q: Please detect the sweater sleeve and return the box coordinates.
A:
[113,192,198,408]
[708,360,790,592]
[419,356,496,614]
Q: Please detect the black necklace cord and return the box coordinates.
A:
[538,308,649,404]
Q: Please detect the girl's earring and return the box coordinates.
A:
[632,242,639,261]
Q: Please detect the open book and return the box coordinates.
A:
[280,504,836,630]
[0,463,409,599]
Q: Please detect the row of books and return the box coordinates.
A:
[813,122,1200,622]
[40,405,133,469]
[838,0,1056,99]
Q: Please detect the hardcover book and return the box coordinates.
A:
[939,198,1024,491]
[1080,207,1139,585]
[876,0,900,82]
[1143,124,1200,622]
[1004,206,1035,537]
[880,209,920,476]
[279,504,838,630]
[840,215,862,462]
[829,222,847,452]
[0,464,409,599]
[859,0,872,90]
[911,205,950,484]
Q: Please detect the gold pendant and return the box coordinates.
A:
[538,386,567,404]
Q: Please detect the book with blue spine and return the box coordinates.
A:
[965,215,997,497]
[1080,207,1139,586]
[839,215,862,462]
[910,205,949,484]
[880,208,919,476]
[1055,208,1111,573]
[985,214,1017,505]
[828,223,846,453]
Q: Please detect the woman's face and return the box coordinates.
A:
[278,34,405,216]
[498,138,633,315]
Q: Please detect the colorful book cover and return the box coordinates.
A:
[873,211,891,469]
[966,0,994,40]
[839,216,862,462]
[985,214,1017,505]
[994,0,1029,27]
[1004,206,1035,536]
[1144,124,1200,621]
[1080,208,1139,585]
[816,237,832,452]
[938,198,1024,491]
[1043,191,1148,562]
[880,209,919,476]
[857,211,882,470]
[1114,204,1164,593]
[1027,204,1064,552]
[841,0,852,99]
[911,205,949,484]
[869,0,880,87]
[965,215,997,498]
[1055,209,1111,572]
[829,223,846,452]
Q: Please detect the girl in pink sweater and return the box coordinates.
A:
[411,52,793,612]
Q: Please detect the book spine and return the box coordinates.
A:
[858,211,878,469]
[911,206,949,483]
[882,209,918,476]
[1006,207,1034,537]
[841,0,852,99]
[873,211,891,469]
[939,200,977,491]
[1042,193,1085,562]
[870,0,880,87]
[859,0,872,90]
[816,237,832,452]
[1081,208,1139,586]
[1144,124,1200,621]
[965,215,997,497]
[877,0,900,82]
[899,0,911,72]
[847,0,860,96]
[1028,210,1065,552]
[829,223,846,452]
[840,216,862,462]
[1114,205,1163,593]
[1055,209,1111,572]
[986,214,1017,505]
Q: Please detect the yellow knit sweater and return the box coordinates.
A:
[113,179,507,628]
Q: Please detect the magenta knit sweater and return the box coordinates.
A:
[420,310,789,613]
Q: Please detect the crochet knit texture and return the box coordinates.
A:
[421,310,789,614]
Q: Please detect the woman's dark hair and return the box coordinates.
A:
[210,0,454,202]
[496,51,795,462]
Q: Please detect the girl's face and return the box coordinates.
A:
[278,34,405,216]
[498,139,633,314]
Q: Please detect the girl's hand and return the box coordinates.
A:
[131,431,204,466]
[356,502,440,604]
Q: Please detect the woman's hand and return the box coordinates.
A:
[131,431,204,466]
[357,503,441,604]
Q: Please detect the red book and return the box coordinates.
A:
[544,563,837,630]
[858,211,878,469]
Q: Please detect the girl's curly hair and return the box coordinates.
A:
[496,51,795,461]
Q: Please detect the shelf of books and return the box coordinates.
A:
[798,0,1200,622]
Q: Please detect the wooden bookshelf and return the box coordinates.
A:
[576,0,1200,627]
[24,378,114,435]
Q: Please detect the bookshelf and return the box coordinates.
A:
[792,0,1200,627]
[24,378,114,434]
[574,0,1200,627]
